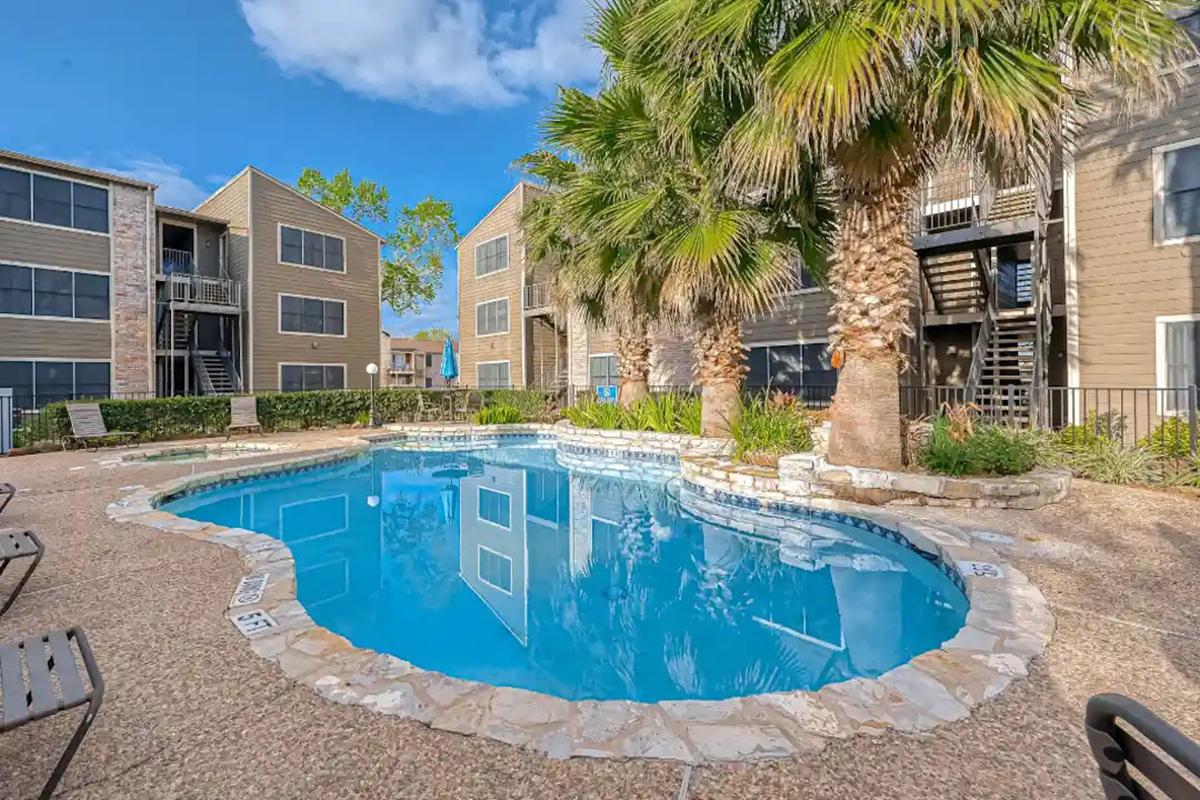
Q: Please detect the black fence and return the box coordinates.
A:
[567,383,838,409]
[901,385,1199,455]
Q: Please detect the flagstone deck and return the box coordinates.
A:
[0,428,1197,799]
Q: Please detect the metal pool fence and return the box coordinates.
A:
[901,385,1199,456]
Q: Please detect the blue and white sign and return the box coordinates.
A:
[595,385,619,404]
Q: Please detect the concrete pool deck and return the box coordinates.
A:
[1,428,1198,798]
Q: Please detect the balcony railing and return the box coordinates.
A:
[390,361,415,374]
[162,248,195,275]
[164,274,241,308]
[524,282,551,311]
[915,162,1041,237]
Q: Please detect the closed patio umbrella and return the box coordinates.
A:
[440,338,458,385]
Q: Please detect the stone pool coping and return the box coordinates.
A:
[114,440,295,465]
[106,428,1053,764]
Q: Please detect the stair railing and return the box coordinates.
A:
[965,250,997,404]
[192,343,218,395]
[1030,163,1054,427]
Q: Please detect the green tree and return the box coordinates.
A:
[298,170,459,320]
[522,4,831,432]
[411,327,454,342]
[618,0,1191,466]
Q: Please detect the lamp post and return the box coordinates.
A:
[366,362,379,427]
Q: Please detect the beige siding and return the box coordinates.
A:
[1073,70,1200,387]
[743,292,832,344]
[196,172,250,285]
[0,220,110,272]
[0,318,112,360]
[247,170,380,391]
[458,185,527,386]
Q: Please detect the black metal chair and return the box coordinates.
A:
[0,483,13,517]
[1,628,104,799]
[0,528,43,617]
[1085,693,1200,800]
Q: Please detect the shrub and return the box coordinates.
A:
[1138,417,1194,459]
[1055,411,1126,452]
[1062,440,1162,485]
[563,393,703,435]
[917,414,1038,477]
[731,398,814,465]
[475,404,523,425]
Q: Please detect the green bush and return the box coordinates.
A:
[1138,417,1194,459]
[1055,411,1125,452]
[917,415,1038,477]
[1061,439,1162,485]
[563,393,702,435]
[475,404,524,425]
[731,398,814,465]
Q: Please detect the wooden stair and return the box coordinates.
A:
[921,250,988,315]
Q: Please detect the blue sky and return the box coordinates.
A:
[0,0,598,337]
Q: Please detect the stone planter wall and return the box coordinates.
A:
[552,420,732,458]
[682,453,1070,510]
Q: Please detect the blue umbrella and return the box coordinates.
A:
[440,338,459,384]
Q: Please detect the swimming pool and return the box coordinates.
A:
[163,443,968,703]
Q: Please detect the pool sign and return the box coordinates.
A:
[230,573,270,608]
[957,560,1004,579]
[596,385,619,404]
[231,609,278,637]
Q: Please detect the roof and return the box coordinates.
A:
[458,180,542,244]
[0,149,156,190]
[388,338,453,354]
[156,204,229,226]
[237,167,388,244]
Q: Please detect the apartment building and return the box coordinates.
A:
[0,150,382,408]
[380,333,454,388]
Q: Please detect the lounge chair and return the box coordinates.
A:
[0,483,13,517]
[0,529,43,617]
[62,403,136,451]
[1085,693,1200,799]
[227,396,263,438]
[0,628,104,800]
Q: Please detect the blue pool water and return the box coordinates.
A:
[164,444,967,702]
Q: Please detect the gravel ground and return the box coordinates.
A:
[1,432,1197,799]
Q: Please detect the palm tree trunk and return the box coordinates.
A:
[616,318,651,407]
[827,181,917,469]
[693,309,744,437]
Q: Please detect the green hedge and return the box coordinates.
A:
[25,388,561,447]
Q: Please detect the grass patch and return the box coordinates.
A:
[731,397,814,466]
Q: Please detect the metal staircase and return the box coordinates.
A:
[921,249,990,315]
[194,353,237,396]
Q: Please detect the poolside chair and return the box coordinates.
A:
[227,396,263,439]
[0,483,13,517]
[63,403,136,451]
[0,529,43,618]
[1,628,104,800]
[1085,693,1200,799]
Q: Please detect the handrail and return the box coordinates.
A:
[524,283,551,310]
[965,250,996,403]
[1030,168,1054,426]
[162,248,193,275]
[165,274,241,308]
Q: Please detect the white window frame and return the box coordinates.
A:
[0,261,111,324]
[477,486,512,530]
[588,352,618,386]
[473,233,509,278]
[476,545,514,595]
[475,297,510,338]
[277,362,348,392]
[1153,136,1200,246]
[277,293,347,338]
[1155,313,1200,414]
[476,360,511,389]
[276,222,347,273]
[0,163,111,237]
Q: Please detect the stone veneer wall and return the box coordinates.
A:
[110,183,153,394]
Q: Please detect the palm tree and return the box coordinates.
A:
[617,0,1192,467]
[524,7,833,434]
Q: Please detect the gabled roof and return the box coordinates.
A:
[0,149,155,190]
[156,204,229,226]
[458,180,543,244]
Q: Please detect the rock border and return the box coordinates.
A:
[107,426,1053,764]
[683,453,1071,510]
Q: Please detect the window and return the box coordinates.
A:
[34,269,73,317]
[0,166,109,232]
[0,266,109,320]
[425,377,433,388]
[279,225,345,272]
[474,235,508,277]
[477,361,510,389]
[279,364,346,392]
[425,354,433,368]
[279,294,345,335]
[589,354,619,387]
[0,265,32,314]
[0,360,110,408]
[0,168,31,220]
[1157,140,1200,242]
[1157,316,1199,413]
[478,487,511,529]
[478,547,513,593]
[746,342,838,390]
[476,298,509,336]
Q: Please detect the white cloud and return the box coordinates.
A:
[238,0,601,110]
[85,157,211,209]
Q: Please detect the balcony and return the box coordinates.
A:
[162,273,241,312]
[524,282,552,314]
[389,360,415,374]
[162,248,195,275]
[913,162,1047,253]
